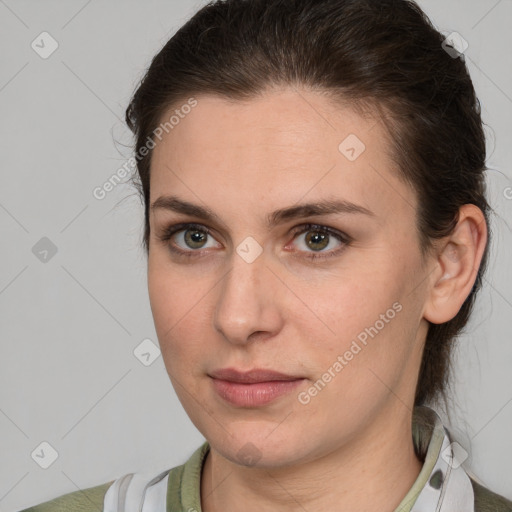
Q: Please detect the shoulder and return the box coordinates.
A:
[17,451,195,512]
[18,480,115,512]
[471,477,512,512]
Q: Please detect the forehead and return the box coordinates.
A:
[149,88,416,223]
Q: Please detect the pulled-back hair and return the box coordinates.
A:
[125,0,491,410]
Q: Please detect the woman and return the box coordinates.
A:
[21,0,511,510]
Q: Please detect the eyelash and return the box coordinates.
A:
[157,222,351,261]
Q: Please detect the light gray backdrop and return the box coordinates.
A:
[1,1,511,510]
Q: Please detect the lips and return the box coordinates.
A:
[208,367,305,407]
[209,367,303,383]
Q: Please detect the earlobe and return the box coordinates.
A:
[423,204,487,325]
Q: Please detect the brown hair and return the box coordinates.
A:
[125,0,491,410]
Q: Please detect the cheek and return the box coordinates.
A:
[293,261,414,382]
[294,265,399,339]
[147,264,208,368]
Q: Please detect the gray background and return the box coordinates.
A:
[0,0,511,510]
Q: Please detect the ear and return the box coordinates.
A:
[423,204,488,325]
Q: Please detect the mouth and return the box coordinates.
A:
[209,367,304,383]
[208,367,306,407]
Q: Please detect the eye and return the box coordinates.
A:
[287,224,350,260]
[157,223,221,258]
[157,222,350,261]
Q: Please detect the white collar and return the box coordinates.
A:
[403,406,475,512]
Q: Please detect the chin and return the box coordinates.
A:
[207,423,310,468]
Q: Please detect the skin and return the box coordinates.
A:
[147,87,487,512]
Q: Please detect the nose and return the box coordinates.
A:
[213,245,284,346]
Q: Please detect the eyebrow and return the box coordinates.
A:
[150,195,375,230]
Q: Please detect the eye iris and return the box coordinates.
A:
[184,229,207,249]
[305,231,329,251]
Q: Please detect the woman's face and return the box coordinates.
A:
[147,87,432,467]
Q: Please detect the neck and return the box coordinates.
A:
[200,405,424,512]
